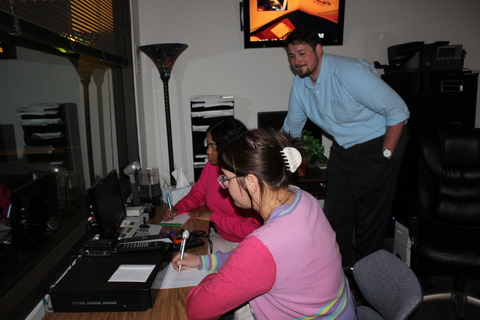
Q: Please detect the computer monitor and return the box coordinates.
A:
[86,170,126,239]
[257,110,323,143]
[10,172,50,249]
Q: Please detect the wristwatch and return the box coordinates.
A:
[382,148,392,159]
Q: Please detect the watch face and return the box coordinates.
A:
[383,149,392,158]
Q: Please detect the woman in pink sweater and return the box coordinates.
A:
[172,129,356,320]
[162,118,262,252]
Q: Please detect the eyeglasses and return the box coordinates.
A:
[204,138,217,151]
[217,174,237,189]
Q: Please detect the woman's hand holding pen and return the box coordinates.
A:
[162,207,178,221]
[172,252,200,272]
[188,210,213,221]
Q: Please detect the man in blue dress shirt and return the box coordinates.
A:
[282,26,410,266]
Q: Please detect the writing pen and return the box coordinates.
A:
[166,194,172,210]
[178,230,190,273]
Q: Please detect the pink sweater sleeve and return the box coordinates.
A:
[210,209,262,242]
[186,236,276,320]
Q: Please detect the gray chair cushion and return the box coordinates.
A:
[353,250,422,320]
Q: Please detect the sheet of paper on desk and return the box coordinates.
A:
[159,213,190,226]
[108,264,156,282]
[153,264,212,289]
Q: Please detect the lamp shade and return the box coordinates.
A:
[139,43,188,80]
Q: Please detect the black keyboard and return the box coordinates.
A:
[119,233,167,243]
[116,240,167,252]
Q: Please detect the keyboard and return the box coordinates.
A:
[118,233,170,243]
[116,240,167,252]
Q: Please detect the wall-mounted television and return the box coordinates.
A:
[243,0,345,49]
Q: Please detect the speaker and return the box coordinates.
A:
[83,192,98,234]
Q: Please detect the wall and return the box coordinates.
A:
[132,0,480,185]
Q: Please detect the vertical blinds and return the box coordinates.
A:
[0,0,130,66]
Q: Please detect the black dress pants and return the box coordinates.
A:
[324,128,409,266]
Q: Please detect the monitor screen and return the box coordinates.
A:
[243,0,345,48]
[257,110,323,143]
[10,172,50,249]
[87,170,126,239]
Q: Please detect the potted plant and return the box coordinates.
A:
[300,130,328,165]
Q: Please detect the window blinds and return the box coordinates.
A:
[0,0,130,66]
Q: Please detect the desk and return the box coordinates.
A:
[43,205,209,320]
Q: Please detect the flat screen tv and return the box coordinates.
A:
[86,170,126,239]
[243,0,345,48]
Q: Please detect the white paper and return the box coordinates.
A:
[108,264,156,282]
[159,213,190,226]
[152,263,212,289]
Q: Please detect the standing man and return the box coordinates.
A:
[282,26,410,266]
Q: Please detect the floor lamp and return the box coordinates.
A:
[139,43,188,187]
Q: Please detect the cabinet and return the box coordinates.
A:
[190,96,234,181]
[382,70,478,226]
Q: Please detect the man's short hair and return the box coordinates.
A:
[285,25,322,50]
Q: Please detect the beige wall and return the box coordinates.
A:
[131,0,480,185]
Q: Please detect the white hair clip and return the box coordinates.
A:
[281,147,302,173]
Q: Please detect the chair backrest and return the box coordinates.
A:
[353,249,423,320]
[419,128,480,227]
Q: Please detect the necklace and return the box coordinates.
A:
[264,190,292,221]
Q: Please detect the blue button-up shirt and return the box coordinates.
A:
[282,53,410,149]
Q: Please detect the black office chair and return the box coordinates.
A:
[349,249,423,320]
[410,127,480,319]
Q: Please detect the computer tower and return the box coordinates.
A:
[382,70,478,228]
[393,221,411,266]
[382,70,478,133]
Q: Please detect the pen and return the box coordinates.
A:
[178,230,190,273]
[166,194,172,211]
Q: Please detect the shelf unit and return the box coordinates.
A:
[17,102,84,178]
[190,96,234,181]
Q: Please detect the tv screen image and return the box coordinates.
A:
[243,0,345,48]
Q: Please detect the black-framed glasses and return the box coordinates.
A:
[217,174,237,189]
[204,138,217,151]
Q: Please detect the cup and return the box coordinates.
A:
[138,167,162,205]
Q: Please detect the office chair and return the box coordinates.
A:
[410,127,480,319]
[351,249,422,320]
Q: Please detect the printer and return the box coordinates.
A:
[385,41,466,73]
[50,247,169,313]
